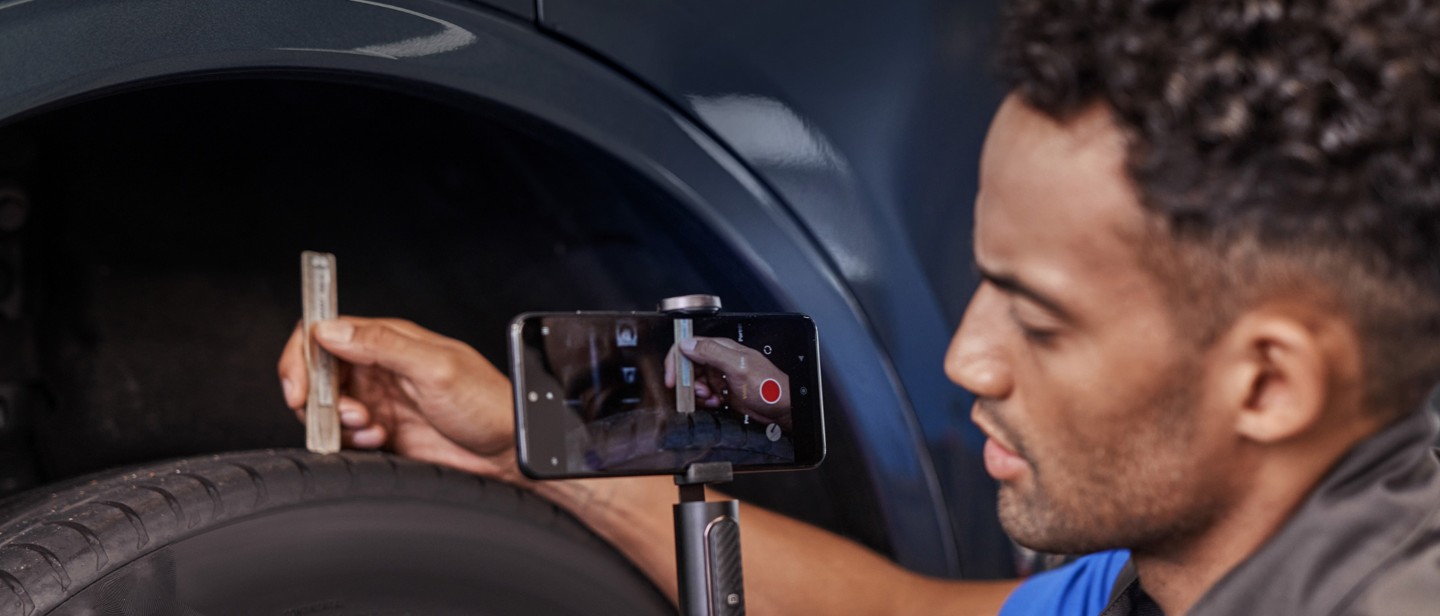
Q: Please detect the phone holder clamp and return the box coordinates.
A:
[658,294,723,315]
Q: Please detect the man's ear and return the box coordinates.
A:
[1211,309,1348,443]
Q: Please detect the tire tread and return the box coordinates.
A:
[136,485,185,528]
[0,449,592,615]
[91,501,149,550]
[226,462,269,508]
[41,521,108,571]
[0,569,35,616]
[4,544,67,591]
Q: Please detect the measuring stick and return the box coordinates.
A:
[675,318,695,414]
[302,251,341,454]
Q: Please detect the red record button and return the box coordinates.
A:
[760,378,782,405]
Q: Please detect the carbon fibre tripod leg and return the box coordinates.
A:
[675,462,744,616]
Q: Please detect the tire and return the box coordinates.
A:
[576,409,794,471]
[0,450,672,615]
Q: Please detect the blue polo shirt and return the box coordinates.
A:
[998,550,1131,616]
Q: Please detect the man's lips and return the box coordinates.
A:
[983,437,1029,481]
[972,412,1030,481]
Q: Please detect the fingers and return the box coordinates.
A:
[346,423,388,449]
[291,392,388,449]
[690,370,726,408]
[664,344,677,388]
[687,336,749,354]
[310,316,461,387]
[337,396,387,449]
[678,337,748,374]
[701,372,726,408]
[338,396,370,429]
[680,338,790,397]
[281,315,463,410]
[278,321,309,410]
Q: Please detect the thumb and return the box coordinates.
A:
[313,317,449,381]
[678,337,746,375]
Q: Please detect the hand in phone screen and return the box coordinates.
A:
[665,337,792,432]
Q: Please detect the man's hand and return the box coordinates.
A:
[664,336,792,431]
[277,316,521,482]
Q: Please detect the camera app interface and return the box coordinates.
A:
[519,314,817,474]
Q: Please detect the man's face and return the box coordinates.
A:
[947,96,1243,554]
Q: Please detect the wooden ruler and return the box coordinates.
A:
[675,317,695,414]
[302,251,340,454]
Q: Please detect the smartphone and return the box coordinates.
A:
[509,312,825,479]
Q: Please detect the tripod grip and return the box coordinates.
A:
[675,499,745,616]
[706,515,744,614]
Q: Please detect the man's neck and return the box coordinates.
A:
[1132,419,1380,615]
[1130,485,1296,615]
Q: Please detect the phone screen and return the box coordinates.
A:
[509,312,824,478]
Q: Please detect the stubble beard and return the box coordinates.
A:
[995,360,1219,556]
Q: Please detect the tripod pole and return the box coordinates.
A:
[674,462,744,616]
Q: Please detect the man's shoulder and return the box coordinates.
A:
[1304,447,1440,616]
[1188,425,1440,616]
[1338,512,1440,615]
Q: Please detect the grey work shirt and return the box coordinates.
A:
[1101,404,1440,616]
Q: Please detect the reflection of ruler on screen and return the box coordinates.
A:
[302,251,341,454]
[675,318,694,414]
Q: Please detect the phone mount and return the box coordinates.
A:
[660,295,745,616]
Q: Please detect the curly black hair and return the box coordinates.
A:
[997,0,1440,416]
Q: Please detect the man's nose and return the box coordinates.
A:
[944,284,1014,400]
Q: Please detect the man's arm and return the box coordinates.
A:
[277,316,1017,614]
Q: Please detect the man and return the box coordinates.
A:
[277,0,1440,613]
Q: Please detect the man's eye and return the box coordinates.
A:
[1019,326,1058,345]
[1009,307,1059,345]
